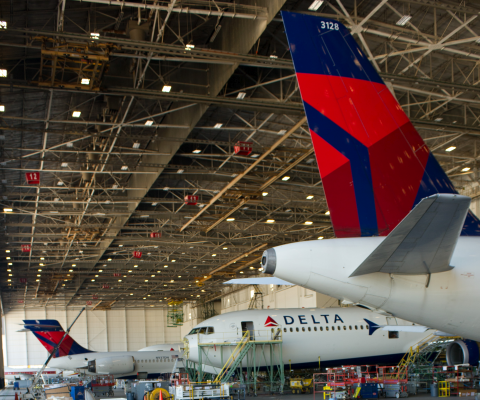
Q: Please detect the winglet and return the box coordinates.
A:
[364,319,381,336]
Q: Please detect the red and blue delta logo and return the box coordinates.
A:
[264,316,278,327]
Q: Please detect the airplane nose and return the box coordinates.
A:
[262,248,276,274]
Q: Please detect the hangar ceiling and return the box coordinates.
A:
[1,0,480,311]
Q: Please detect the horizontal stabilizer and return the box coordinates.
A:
[350,194,470,277]
[223,277,294,285]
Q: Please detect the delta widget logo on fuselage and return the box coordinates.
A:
[265,314,344,327]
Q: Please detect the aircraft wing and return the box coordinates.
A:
[223,277,294,285]
[349,194,470,277]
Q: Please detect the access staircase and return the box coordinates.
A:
[398,334,459,379]
[214,331,251,383]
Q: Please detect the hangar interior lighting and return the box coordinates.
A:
[145,120,154,126]
[325,211,330,215]
[214,123,223,129]
[4,208,12,212]
[305,221,313,225]
[90,32,100,39]
[282,176,290,181]
[445,146,456,152]
[262,192,268,196]
[0,105,4,112]
[132,142,140,149]
[192,149,201,154]
[185,44,195,50]
[318,236,324,240]
[396,15,412,26]
[266,219,275,223]
[306,195,314,199]
[308,0,324,11]
[72,111,81,118]
[162,85,172,93]
[81,78,90,85]
[237,92,246,99]
[0,69,7,77]
[121,165,128,170]
[61,162,68,167]
[0,21,7,29]
[226,217,235,221]
[462,167,471,172]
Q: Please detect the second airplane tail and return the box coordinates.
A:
[281,11,480,238]
[22,320,93,358]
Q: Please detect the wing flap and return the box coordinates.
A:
[350,194,470,277]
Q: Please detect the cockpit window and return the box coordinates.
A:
[207,327,215,334]
[199,327,207,334]
[188,328,200,335]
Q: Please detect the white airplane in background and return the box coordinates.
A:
[247,11,480,362]
[21,320,183,379]
[183,307,473,371]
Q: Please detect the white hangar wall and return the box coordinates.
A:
[3,307,181,367]
[180,285,338,337]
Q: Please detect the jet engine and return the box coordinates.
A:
[87,356,135,375]
[445,340,479,366]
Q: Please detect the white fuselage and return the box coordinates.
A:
[48,350,181,379]
[268,237,480,341]
[184,307,432,372]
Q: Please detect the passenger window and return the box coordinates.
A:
[290,328,293,332]
[355,325,358,330]
[302,327,305,332]
[296,327,299,332]
[314,327,317,331]
[284,328,286,333]
[199,327,207,334]
[388,331,399,339]
[207,327,215,334]
[349,326,352,330]
[308,327,311,332]
[320,327,323,331]
[326,327,329,331]
[343,326,346,330]
[332,326,335,331]
[360,325,364,330]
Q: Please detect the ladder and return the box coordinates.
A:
[214,331,251,383]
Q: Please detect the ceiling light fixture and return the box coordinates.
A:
[262,192,268,197]
[90,32,100,39]
[308,0,324,10]
[72,111,81,118]
[214,123,223,129]
[306,195,314,200]
[145,120,154,126]
[445,146,456,152]
[185,44,195,50]
[305,221,313,225]
[396,15,412,26]
[318,236,324,240]
[462,167,471,172]
[61,162,68,167]
[434,118,443,122]
[132,142,140,149]
[325,211,330,215]
[282,176,290,181]
[266,219,275,224]
[162,85,172,93]
[237,92,246,100]
[192,149,201,154]
[4,208,12,212]
[0,69,7,77]
[81,78,90,85]
[0,105,5,112]
[121,165,128,170]
[226,217,235,222]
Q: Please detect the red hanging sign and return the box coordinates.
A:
[86,301,92,306]
[17,300,24,304]
[133,251,142,259]
[22,244,31,253]
[92,295,99,300]
[234,141,252,156]
[102,284,110,289]
[113,272,121,277]
[25,172,40,185]
[184,195,198,206]
[20,278,27,284]
[150,232,162,238]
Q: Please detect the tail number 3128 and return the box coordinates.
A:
[321,21,339,30]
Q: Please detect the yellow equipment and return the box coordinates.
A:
[148,388,172,400]
[290,376,313,394]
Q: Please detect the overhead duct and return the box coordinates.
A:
[126,20,151,41]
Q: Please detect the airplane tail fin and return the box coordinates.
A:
[22,320,92,358]
[281,11,480,238]
[364,319,381,336]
